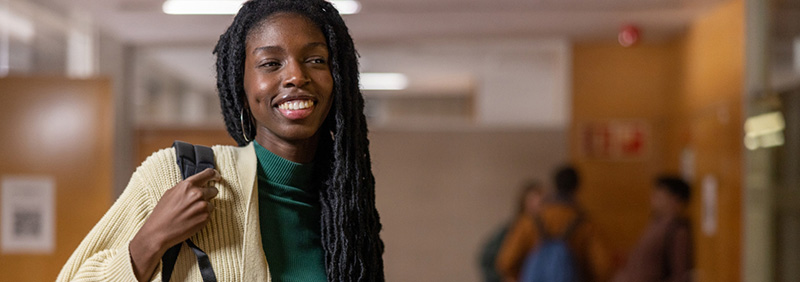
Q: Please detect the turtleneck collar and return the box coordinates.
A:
[253,140,315,189]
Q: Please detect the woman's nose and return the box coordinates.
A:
[283,60,310,88]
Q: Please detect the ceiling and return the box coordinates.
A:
[36,0,731,45]
[17,0,737,105]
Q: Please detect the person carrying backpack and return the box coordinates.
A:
[480,181,546,282]
[518,213,584,282]
[496,165,612,282]
[56,1,385,281]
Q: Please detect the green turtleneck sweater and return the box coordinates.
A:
[254,141,327,282]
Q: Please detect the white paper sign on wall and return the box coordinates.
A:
[1,176,56,254]
[702,174,718,236]
[680,148,695,182]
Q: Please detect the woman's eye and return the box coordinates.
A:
[308,58,327,64]
[259,61,280,68]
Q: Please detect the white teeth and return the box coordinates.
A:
[278,100,314,110]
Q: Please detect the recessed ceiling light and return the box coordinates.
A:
[361,73,408,90]
[162,0,243,15]
[162,0,361,15]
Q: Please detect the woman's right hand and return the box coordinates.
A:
[129,168,220,281]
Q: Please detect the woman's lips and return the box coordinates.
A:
[276,99,316,120]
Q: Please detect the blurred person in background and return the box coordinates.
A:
[612,176,693,282]
[496,165,612,282]
[56,0,384,281]
[479,180,546,282]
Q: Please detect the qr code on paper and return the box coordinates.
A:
[13,210,42,237]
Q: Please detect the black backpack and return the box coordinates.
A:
[161,140,218,282]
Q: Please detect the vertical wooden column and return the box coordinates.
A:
[676,1,744,280]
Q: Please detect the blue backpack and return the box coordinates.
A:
[519,215,583,282]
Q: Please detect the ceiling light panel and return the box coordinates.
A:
[162,0,360,15]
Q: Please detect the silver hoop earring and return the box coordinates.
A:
[240,108,251,143]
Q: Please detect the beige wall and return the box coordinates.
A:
[370,128,567,282]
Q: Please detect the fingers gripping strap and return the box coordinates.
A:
[162,141,217,282]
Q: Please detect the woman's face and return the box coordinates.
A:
[523,190,543,216]
[243,12,334,145]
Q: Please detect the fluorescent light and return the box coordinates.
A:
[745,111,785,136]
[163,0,244,15]
[162,0,360,15]
[795,37,800,72]
[744,111,786,150]
[361,73,408,90]
[330,0,361,14]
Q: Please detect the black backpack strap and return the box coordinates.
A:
[173,141,216,178]
[161,243,181,282]
[186,239,217,282]
[161,141,217,282]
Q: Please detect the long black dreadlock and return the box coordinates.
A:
[212,0,384,281]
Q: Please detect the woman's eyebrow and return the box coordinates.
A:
[304,42,328,51]
[252,43,326,55]
[252,45,283,55]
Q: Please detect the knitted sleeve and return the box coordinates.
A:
[56,148,176,282]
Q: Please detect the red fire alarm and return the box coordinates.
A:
[618,24,640,47]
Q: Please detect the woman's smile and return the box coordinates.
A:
[276,98,317,120]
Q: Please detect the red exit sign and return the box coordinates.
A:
[580,120,650,160]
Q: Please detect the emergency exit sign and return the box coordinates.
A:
[580,120,650,160]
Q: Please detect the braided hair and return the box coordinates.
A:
[213,0,384,281]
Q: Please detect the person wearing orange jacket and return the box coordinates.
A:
[496,165,612,282]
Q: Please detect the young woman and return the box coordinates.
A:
[57,0,384,281]
[479,180,545,282]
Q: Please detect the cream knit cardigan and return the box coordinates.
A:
[57,143,271,281]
